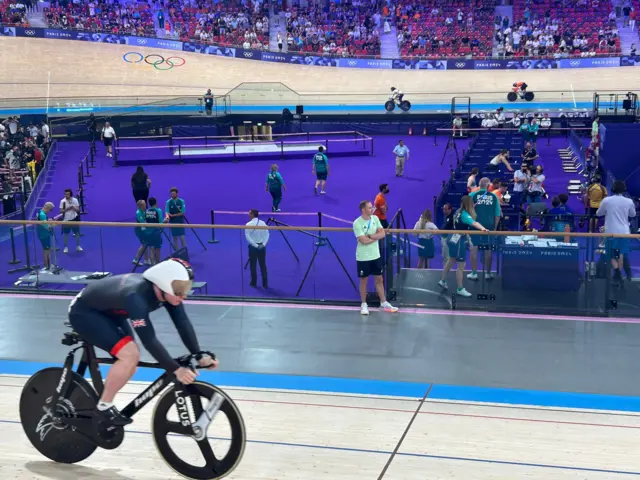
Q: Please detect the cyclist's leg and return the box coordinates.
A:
[69,305,140,412]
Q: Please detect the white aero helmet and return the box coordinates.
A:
[142,258,194,295]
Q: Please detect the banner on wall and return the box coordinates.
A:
[559,57,620,68]
[7,27,635,71]
[447,59,474,70]
[126,36,182,50]
[620,55,640,66]
[392,59,446,70]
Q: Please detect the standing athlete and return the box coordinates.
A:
[468,178,501,280]
[67,258,218,426]
[266,164,286,212]
[312,146,329,195]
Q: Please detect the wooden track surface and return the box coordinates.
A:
[0,37,636,104]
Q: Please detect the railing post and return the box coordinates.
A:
[208,210,219,244]
[8,227,20,264]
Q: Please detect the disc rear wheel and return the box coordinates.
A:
[20,367,99,463]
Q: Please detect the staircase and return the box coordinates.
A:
[269,9,287,52]
[380,23,400,59]
[492,5,513,57]
[26,1,47,27]
[616,18,637,53]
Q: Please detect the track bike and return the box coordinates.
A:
[19,326,246,479]
[507,90,535,102]
[384,96,412,112]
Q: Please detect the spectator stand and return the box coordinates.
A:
[396,0,497,58]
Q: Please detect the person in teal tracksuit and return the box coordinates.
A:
[165,187,186,250]
[265,164,286,212]
[519,118,531,146]
[134,199,150,266]
[36,202,55,271]
[312,146,330,195]
[145,197,164,264]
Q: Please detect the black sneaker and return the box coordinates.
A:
[94,405,133,426]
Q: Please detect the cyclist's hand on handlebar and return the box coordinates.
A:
[198,356,219,370]
[174,366,199,384]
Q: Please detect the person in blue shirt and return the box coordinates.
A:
[519,118,531,146]
[165,187,186,250]
[438,196,488,297]
[546,194,574,238]
[145,197,165,264]
[392,139,410,177]
[312,147,329,195]
[36,202,55,272]
[266,164,286,212]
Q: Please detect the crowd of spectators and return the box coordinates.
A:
[1,1,30,25]
[166,0,269,49]
[44,0,155,36]
[396,0,497,58]
[284,1,382,56]
[495,0,621,58]
[0,117,51,200]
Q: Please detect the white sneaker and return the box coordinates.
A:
[321,190,326,195]
[466,272,478,280]
[380,301,398,313]
[360,303,370,315]
[76,246,83,252]
[438,280,448,290]
[63,247,68,254]
[456,288,472,297]
[485,272,495,280]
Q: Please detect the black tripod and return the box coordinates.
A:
[440,134,460,167]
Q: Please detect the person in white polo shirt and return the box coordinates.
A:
[101,121,117,158]
[353,199,398,315]
[392,139,409,177]
[59,188,83,253]
[245,209,269,288]
[596,180,636,286]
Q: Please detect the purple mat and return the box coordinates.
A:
[0,134,595,301]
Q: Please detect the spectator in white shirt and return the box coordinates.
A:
[101,121,117,158]
[245,209,269,288]
[59,188,83,253]
[596,180,636,284]
[512,164,530,207]
[40,122,50,141]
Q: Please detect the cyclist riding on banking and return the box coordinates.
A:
[513,82,528,95]
[67,258,218,427]
[390,87,404,104]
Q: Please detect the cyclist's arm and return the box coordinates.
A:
[125,294,180,372]
[164,302,202,355]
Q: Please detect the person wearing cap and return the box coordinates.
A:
[66,258,218,428]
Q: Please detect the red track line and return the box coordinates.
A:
[1,382,638,430]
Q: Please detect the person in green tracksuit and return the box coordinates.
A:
[165,187,186,250]
[312,146,330,195]
[468,177,502,280]
[265,164,286,212]
[519,118,531,146]
[145,197,164,265]
[36,202,55,271]
[134,199,150,266]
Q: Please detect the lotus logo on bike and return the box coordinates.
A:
[36,398,76,442]
[174,391,191,426]
[134,379,165,408]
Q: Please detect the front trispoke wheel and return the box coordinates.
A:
[197,438,221,474]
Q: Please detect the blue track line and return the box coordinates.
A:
[0,101,591,117]
[1,418,638,475]
[2,359,640,412]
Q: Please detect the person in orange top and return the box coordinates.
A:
[374,184,390,228]
[487,178,501,193]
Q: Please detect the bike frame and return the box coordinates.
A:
[55,332,189,421]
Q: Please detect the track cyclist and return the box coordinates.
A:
[512,81,528,97]
[390,86,405,104]
[67,258,218,427]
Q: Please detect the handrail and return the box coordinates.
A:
[2,219,639,238]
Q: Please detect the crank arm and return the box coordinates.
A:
[190,392,225,441]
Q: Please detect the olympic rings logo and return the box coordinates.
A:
[122,52,186,71]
